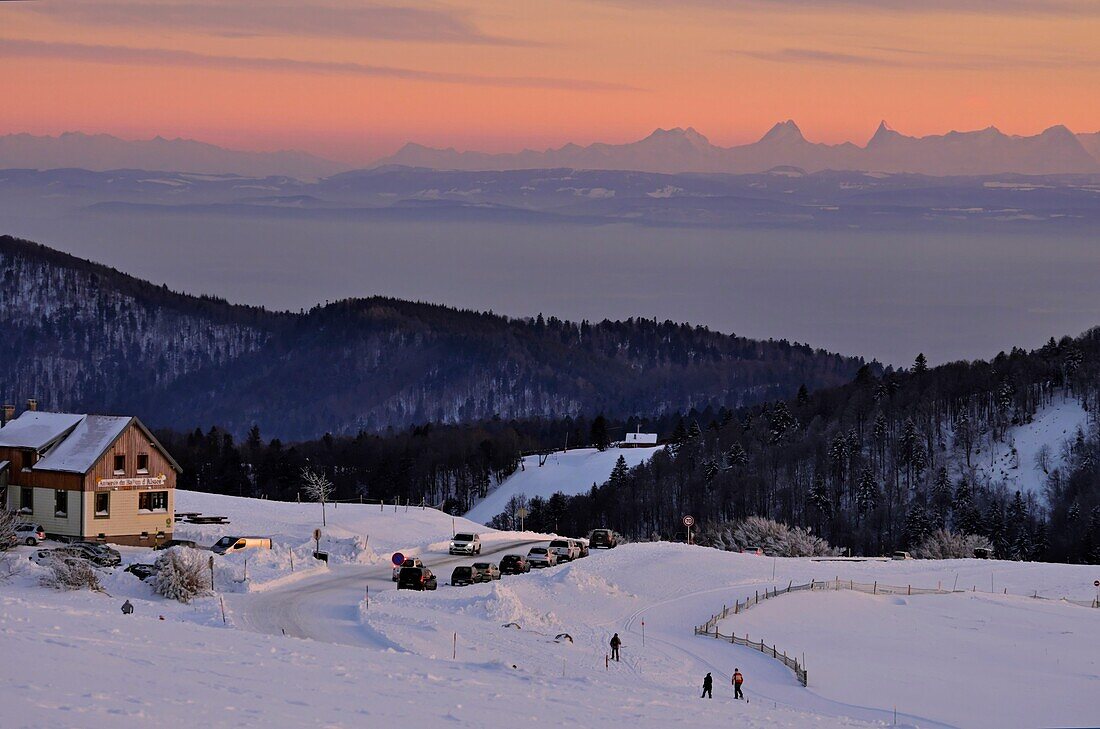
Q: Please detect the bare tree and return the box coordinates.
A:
[301,467,335,526]
[1035,444,1052,475]
[0,507,17,550]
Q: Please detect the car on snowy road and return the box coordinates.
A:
[549,539,579,562]
[527,547,558,568]
[448,533,481,555]
[499,554,531,575]
[472,561,501,580]
[589,529,618,549]
[15,523,46,546]
[574,539,590,558]
[60,542,121,567]
[397,566,438,591]
[450,565,489,586]
[393,556,425,581]
[125,563,159,581]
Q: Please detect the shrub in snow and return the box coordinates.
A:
[153,547,212,603]
[914,529,993,560]
[40,555,102,591]
[0,508,17,550]
[700,516,835,557]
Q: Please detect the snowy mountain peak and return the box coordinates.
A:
[867,120,902,146]
[760,119,805,143]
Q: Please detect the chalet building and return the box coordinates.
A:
[0,404,181,546]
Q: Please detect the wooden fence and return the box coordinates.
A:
[696,576,1097,688]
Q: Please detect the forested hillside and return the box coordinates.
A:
[511,333,1099,563]
[0,235,867,439]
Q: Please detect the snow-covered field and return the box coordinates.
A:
[1,491,1097,729]
[465,446,661,525]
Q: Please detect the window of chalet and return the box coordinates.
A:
[113,454,126,475]
[21,449,36,472]
[95,491,110,518]
[20,487,33,513]
[138,491,168,512]
[54,489,67,518]
[137,453,150,474]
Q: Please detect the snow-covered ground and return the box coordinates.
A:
[2,491,1098,729]
[963,395,1089,499]
[465,446,661,525]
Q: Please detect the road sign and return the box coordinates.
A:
[518,508,528,518]
[683,515,695,527]
[392,552,406,566]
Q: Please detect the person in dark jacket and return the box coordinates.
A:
[732,668,744,700]
[121,600,134,615]
[609,633,621,661]
[701,672,713,698]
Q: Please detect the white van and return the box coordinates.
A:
[211,536,273,555]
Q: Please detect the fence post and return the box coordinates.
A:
[874,581,877,595]
[908,585,911,596]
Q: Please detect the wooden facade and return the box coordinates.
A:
[1,415,180,546]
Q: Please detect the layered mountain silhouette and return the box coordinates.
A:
[0,131,348,180]
[0,235,869,440]
[378,121,1100,176]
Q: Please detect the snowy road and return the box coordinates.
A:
[228,538,547,645]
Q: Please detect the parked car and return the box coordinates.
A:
[211,536,273,555]
[472,561,501,580]
[449,533,481,555]
[574,539,590,558]
[15,523,46,546]
[28,549,57,565]
[549,539,579,563]
[499,554,531,575]
[393,557,425,581]
[64,542,122,567]
[891,551,913,560]
[741,546,764,556]
[450,565,487,586]
[125,563,159,581]
[527,547,558,568]
[154,539,199,551]
[397,566,438,591]
[973,547,993,559]
[589,529,618,549]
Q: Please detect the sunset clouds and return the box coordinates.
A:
[3,0,1098,162]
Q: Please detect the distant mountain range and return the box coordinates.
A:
[0,131,348,180]
[377,121,1100,176]
[0,235,869,440]
[4,123,1098,178]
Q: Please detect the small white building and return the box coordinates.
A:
[624,432,658,447]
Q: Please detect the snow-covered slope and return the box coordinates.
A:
[966,395,1089,498]
[2,490,1097,729]
[465,446,661,525]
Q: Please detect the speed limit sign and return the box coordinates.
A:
[683,515,695,527]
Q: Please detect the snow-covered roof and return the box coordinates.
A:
[33,415,134,474]
[0,411,84,450]
[625,432,658,444]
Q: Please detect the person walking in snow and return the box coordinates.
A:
[121,600,134,615]
[609,633,621,662]
[701,672,713,699]
[732,668,744,700]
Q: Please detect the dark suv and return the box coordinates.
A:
[590,529,618,549]
[450,565,488,586]
[397,566,438,591]
[499,554,531,575]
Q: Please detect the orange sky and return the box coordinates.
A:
[2,0,1099,163]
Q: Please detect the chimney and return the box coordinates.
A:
[1,404,13,425]
[26,399,38,412]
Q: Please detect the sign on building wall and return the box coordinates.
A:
[95,475,168,490]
